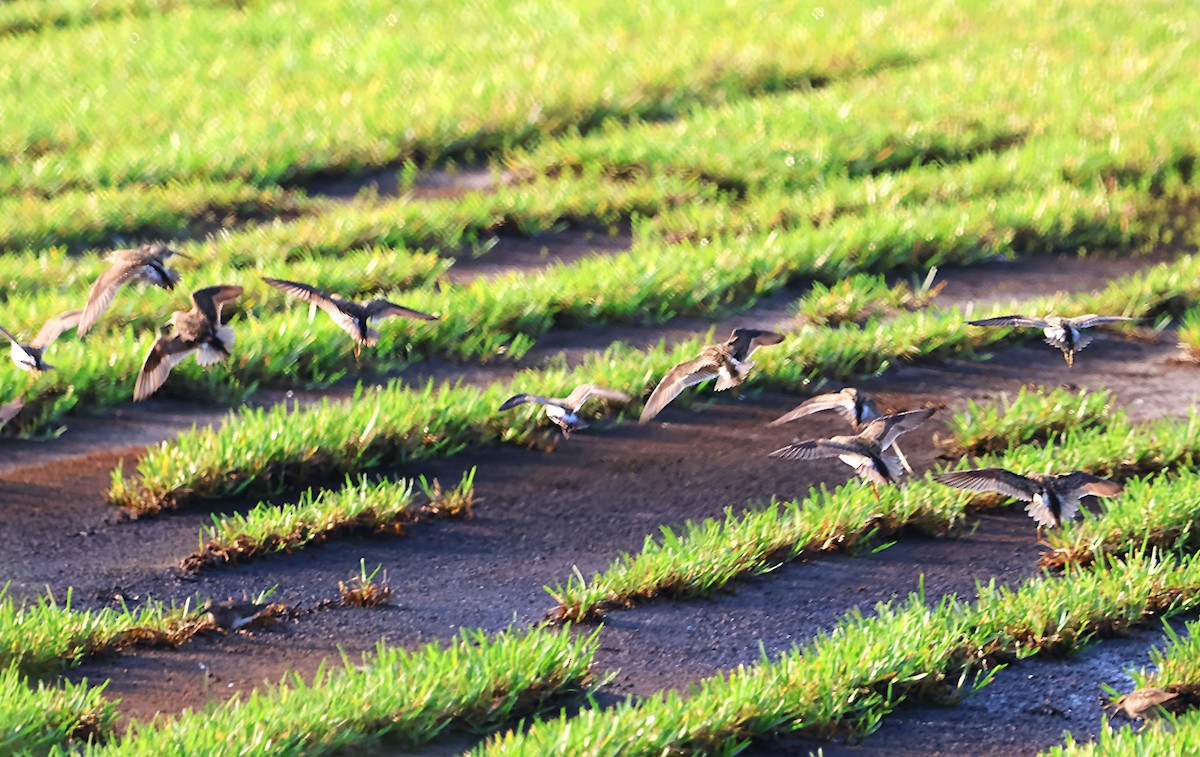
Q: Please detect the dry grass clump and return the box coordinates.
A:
[339,561,392,609]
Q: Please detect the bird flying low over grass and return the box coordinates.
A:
[932,468,1123,532]
[78,243,187,336]
[966,314,1134,367]
[639,328,785,423]
[0,395,24,430]
[0,310,82,374]
[263,277,438,360]
[499,383,631,437]
[134,285,243,402]
[768,407,936,491]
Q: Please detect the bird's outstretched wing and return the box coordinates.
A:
[932,468,1040,501]
[727,328,785,360]
[79,257,144,336]
[363,300,438,322]
[499,393,551,411]
[638,357,721,423]
[767,438,867,462]
[1066,314,1135,329]
[967,315,1049,329]
[1057,471,1124,498]
[134,335,195,402]
[768,391,858,427]
[561,384,631,411]
[0,324,20,347]
[31,310,82,349]
[0,396,24,427]
[191,285,243,323]
[858,408,935,450]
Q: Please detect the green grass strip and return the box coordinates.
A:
[0,665,116,754]
[182,469,476,571]
[548,411,1200,621]
[483,551,1200,755]
[77,625,598,757]
[942,385,1114,456]
[0,587,205,677]
[110,250,1200,512]
[1046,710,1200,757]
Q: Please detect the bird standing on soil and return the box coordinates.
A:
[932,468,1123,539]
[499,383,631,437]
[262,277,438,361]
[639,328,785,423]
[77,243,188,336]
[768,407,936,492]
[134,285,243,402]
[1110,686,1194,721]
[966,314,1134,367]
[0,310,82,374]
[0,395,24,430]
[202,599,274,631]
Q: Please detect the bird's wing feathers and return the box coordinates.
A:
[768,438,866,462]
[499,393,550,411]
[1067,314,1134,329]
[363,300,438,322]
[933,468,1040,500]
[79,261,141,335]
[0,324,20,347]
[859,408,935,449]
[133,335,194,402]
[1058,471,1124,498]
[727,328,785,359]
[638,357,721,423]
[0,396,24,426]
[191,285,243,322]
[968,315,1050,329]
[767,392,856,427]
[561,384,631,411]
[31,310,82,348]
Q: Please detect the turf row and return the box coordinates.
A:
[481,550,1200,755]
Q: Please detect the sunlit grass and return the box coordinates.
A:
[942,386,1114,456]
[78,625,599,756]
[0,665,115,755]
[183,469,476,569]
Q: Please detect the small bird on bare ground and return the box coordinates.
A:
[768,408,936,494]
[967,314,1135,367]
[202,599,279,632]
[0,395,24,430]
[77,242,188,336]
[134,285,243,402]
[0,310,82,374]
[932,468,1123,542]
[639,328,785,423]
[499,383,631,437]
[1110,685,1200,723]
[263,277,438,361]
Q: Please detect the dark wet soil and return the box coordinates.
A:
[2,249,1197,753]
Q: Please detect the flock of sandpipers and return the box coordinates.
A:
[1,242,1138,537]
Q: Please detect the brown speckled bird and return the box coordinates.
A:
[1111,687,1190,721]
[769,408,936,491]
[499,383,631,437]
[134,286,242,402]
[78,243,187,336]
[263,277,437,360]
[0,310,82,374]
[639,328,784,423]
[967,314,1134,367]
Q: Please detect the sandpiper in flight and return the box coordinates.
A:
[263,277,438,360]
[78,243,188,336]
[134,285,243,402]
[0,310,82,374]
[967,314,1134,367]
[499,383,631,437]
[639,328,784,423]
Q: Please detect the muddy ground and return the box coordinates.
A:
[0,240,1193,755]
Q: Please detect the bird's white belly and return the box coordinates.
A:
[544,405,576,425]
[10,344,34,371]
